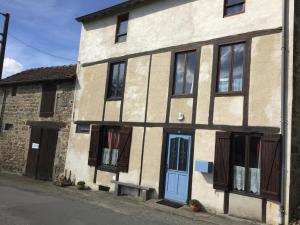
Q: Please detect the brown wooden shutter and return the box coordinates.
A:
[40,84,56,117]
[88,125,103,167]
[213,132,231,191]
[117,127,132,173]
[261,134,282,201]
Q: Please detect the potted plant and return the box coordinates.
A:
[77,181,85,190]
[189,199,201,212]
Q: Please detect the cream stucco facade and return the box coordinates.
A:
[65,0,300,224]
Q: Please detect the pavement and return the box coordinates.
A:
[0,173,260,225]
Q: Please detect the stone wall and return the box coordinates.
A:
[0,81,74,178]
[290,0,300,218]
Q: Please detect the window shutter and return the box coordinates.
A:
[117,127,132,172]
[88,125,103,167]
[213,132,231,191]
[261,134,282,201]
[40,84,56,117]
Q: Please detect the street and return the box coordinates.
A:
[0,173,255,225]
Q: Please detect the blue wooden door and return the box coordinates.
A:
[164,134,191,203]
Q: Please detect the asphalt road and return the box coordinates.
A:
[0,174,256,225]
[0,182,201,225]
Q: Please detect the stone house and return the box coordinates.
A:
[0,65,76,181]
[65,0,300,224]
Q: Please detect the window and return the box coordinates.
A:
[224,0,245,16]
[217,43,245,93]
[4,123,13,131]
[11,87,17,96]
[76,124,90,134]
[40,84,56,117]
[88,125,132,173]
[115,13,129,43]
[213,132,282,201]
[232,134,261,195]
[173,51,197,96]
[107,62,126,99]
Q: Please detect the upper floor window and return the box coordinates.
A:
[115,13,129,43]
[217,42,245,93]
[11,87,17,96]
[40,84,56,118]
[173,51,197,96]
[107,62,126,99]
[224,0,245,17]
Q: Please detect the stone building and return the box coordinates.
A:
[0,65,76,180]
[64,0,299,224]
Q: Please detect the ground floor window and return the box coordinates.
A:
[88,125,132,173]
[213,131,282,201]
[232,134,261,195]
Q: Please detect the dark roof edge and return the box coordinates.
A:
[76,0,154,23]
[0,77,76,87]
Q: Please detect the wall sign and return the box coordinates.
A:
[32,143,39,149]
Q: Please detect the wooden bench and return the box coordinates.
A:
[111,180,153,201]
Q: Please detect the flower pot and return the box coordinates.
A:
[189,204,201,212]
[77,184,85,190]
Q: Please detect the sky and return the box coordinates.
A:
[0,0,126,78]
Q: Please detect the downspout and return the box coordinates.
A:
[280,0,289,224]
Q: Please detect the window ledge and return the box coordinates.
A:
[230,190,263,200]
[171,94,194,99]
[106,97,122,102]
[97,165,118,173]
[215,92,244,97]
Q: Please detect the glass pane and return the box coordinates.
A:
[117,63,126,97]
[225,4,244,16]
[218,46,231,92]
[169,138,179,170]
[233,135,246,191]
[102,148,111,165]
[226,0,244,5]
[232,43,245,92]
[178,138,189,172]
[186,52,196,94]
[111,149,119,167]
[108,64,119,98]
[174,53,185,95]
[249,136,261,194]
[118,19,128,34]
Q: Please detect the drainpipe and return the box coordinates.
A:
[280,0,289,224]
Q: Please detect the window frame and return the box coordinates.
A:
[106,61,127,101]
[172,50,197,98]
[115,13,129,43]
[216,41,246,96]
[223,0,246,17]
[230,133,263,197]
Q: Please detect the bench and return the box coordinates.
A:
[111,180,153,201]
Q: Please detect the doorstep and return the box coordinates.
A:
[145,199,261,225]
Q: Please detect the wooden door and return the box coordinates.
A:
[36,128,58,180]
[25,127,42,177]
[164,134,191,203]
[25,126,58,180]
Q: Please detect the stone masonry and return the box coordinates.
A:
[0,81,75,179]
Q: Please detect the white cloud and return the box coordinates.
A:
[3,57,24,78]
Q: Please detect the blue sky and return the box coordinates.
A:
[0,0,126,78]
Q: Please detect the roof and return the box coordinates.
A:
[76,0,154,23]
[0,65,76,86]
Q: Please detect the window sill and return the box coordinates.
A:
[97,165,118,173]
[171,94,194,99]
[215,92,244,97]
[230,190,263,200]
[106,97,122,102]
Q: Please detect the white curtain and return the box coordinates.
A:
[233,166,245,191]
[111,149,119,166]
[249,168,260,194]
[102,148,111,165]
